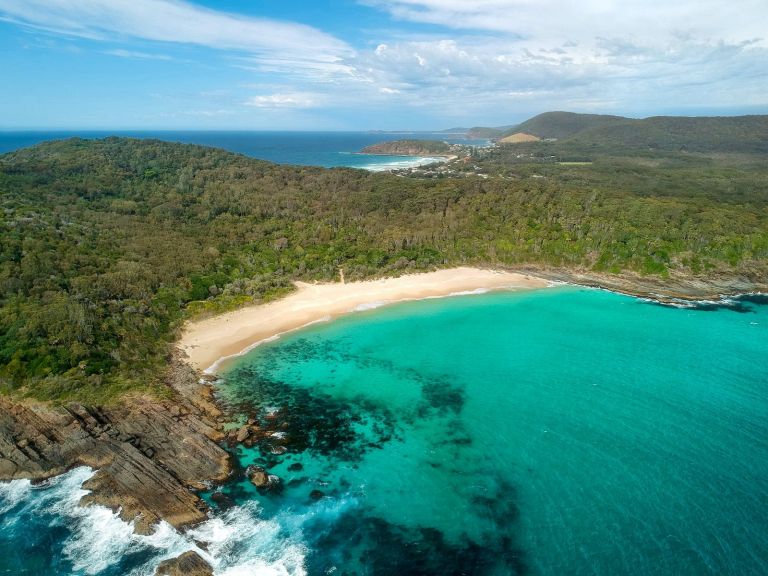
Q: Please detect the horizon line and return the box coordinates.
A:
[2,109,768,133]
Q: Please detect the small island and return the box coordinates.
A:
[360,139,454,156]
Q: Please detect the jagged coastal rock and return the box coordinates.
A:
[0,357,230,534]
[235,425,250,443]
[155,551,213,576]
[247,465,270,487]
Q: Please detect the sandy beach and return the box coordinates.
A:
[178,267,549,373]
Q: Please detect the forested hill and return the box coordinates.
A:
[565,115,768,153]
[464,112,768,153]
[1,138,767,402]
[511,112,630,140]
[500,112,768,153]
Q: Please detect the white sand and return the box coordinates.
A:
[178,267,550,373]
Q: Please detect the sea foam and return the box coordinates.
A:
[38,468,193,576]
[188,502,307,576]
[352,300,388,312]
[0,477,31,515]
[448,287,491,297]
[0,466,312,576]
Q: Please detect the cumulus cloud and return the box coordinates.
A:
[353,0,768,119]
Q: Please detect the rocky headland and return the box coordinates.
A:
[0,355,231,535]
[518,266,767,303]
[360,139,454,156]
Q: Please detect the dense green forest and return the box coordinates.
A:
[470,111,768,153]
[1,136,767,403]
[511,111,631,140]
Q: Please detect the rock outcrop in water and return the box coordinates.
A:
[247,465,270,487]
[0,356,230,534]
[247,465,282,492]
[155,551,213,576]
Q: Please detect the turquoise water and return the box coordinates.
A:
[0,131,484,170]
[1,287,767,574]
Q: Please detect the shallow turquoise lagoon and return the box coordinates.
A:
[1,286,767,575]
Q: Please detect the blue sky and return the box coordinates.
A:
[1,0,766,130]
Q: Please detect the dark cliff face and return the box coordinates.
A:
[0,358,230,534]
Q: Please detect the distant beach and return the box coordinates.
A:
[0,131,486,169]
[178,267,550,373]
[357,154,451,171]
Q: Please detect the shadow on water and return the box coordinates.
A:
[212,336,529,576]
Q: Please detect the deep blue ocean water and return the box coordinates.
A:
[0,131,484,170]
[1,287,767,575]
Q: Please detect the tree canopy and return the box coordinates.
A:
[1,137,766,402]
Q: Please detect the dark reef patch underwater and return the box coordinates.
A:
[2,286,768,575]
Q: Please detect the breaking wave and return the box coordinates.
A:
[0,467,316,576]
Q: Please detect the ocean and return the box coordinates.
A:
[0,131,485,171]
[1,287,767,575]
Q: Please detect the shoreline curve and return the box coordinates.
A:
[178,267,550,374]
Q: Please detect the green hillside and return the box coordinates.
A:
[1,138,767,402]
[509,111,631,140]
[466,127,508,139]
[494,112,768,153]
[567,115,768,153]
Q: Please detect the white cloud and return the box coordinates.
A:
[244,93,320,109]
[1,0,765,128]
[364,0,768,48]
[233,55,358,82]
[346,29,768,121]
[0,0,353,69]
[351,1,768,120]
[104,48,171,60]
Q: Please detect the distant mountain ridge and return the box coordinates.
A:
[466,126,514,139]
[512,111,629,139]
[566,115,768,153]
[452,111,768,153]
